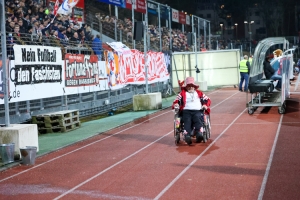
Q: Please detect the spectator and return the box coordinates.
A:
[31,20,39,35]
[77,29,86,42]
[61,15,70,28]
[270,49,283,91]
[92,34,103,61]
[6,20,15,33]
[85,25,92,41]
[38,23,47,36]
[72,17,80,27]
[66,26,73,40]
[172,76,211,145]
[81,23,87,35]
[68,22,74,30]
[263,55,275,79]
[57,22,63,30]
[239,55,250,92]
[57,26,65,40]
[51,21,59,31]
[22,13,31,30]
[73,25,80,32]
[70,31,81,46]
[7,2,15,14]
[27,25,33,35]
[12,25,25,45]
[18,18,26,33]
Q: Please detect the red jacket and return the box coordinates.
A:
[172,89,211,114]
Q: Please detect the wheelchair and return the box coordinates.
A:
[174,108,211,145]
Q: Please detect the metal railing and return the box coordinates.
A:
[0,82,168,124]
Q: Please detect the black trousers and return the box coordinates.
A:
[182,110,202,136]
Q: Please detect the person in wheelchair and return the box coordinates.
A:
[172,77,211,145]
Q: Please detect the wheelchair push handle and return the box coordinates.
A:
[174,104,180,113]
[200,105,208,111]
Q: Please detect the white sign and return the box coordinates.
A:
[186,15,190,25]
[14,45,62,65]
[172,9,179,23]
[0,59,107,104]
[12,45,62,87]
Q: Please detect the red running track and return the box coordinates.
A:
[0,88,300,200]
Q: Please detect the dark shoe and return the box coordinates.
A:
[196,132,203,143]
[185,135,192,145]
[239,89,243,92]
[190,131,194,137]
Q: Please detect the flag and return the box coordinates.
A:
[57,0,79,15]
[53,0,59,16]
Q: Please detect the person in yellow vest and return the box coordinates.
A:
[239,55,250,92]
[249,55,253,66]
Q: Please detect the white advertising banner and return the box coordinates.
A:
[186,15,190,25]
[0,45,108,104]
[8,45,63,103]
[172,9,179,23]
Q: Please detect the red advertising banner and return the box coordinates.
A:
[125,0,146,14]
[136,0,146,13]
[65,54,99,87]
[179,11,186,25]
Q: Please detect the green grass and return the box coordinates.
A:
[80,104,134,123]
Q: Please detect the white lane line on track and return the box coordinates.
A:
[257,114,283,200]
[53,131,173,200]
[210,91,239,108]
[0,111,171,183]
[213,121,297,125]
[154,108,247,200]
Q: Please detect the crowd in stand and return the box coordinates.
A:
[98,14,194,52]
[5,0,236,59]
[96,13,260,52]
[4,0,259,60]
[4,0,103,59]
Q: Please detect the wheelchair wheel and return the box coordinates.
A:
[173,121,176,138]
[175,133,180,145]
[174,121,180,145]
[206,115,211,139]
[202,128,208,143]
